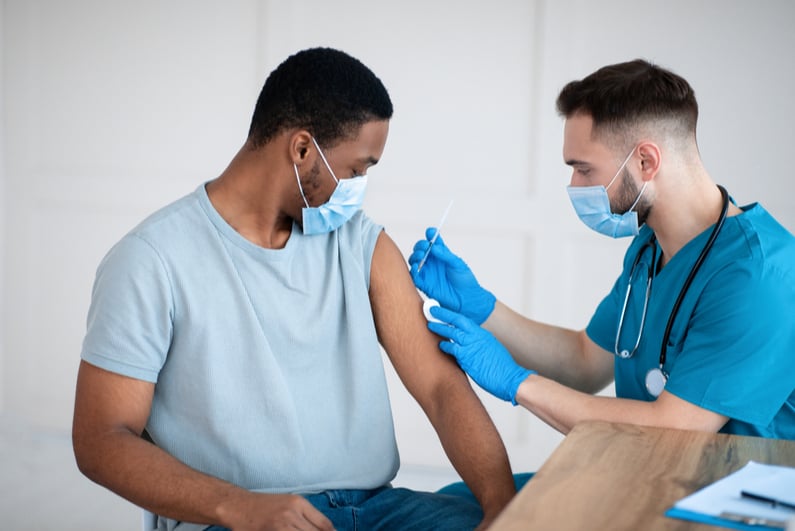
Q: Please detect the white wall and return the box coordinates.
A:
[2,0,794,482]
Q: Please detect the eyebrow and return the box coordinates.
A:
[564,158,589,167]
[360,156,380,166]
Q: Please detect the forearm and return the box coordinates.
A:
[513,373,728,435]
[512,373,643,434]
[425,373,516,521]
[74,428,254,527]
[484,302,610,393]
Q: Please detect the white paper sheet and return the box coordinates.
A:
[672,461,795,524]
[742,464,795,508]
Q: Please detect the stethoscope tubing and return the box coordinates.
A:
[657,185,729,369]
[615,185,730,396]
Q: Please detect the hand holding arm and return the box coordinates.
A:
[408,228,495,324]
[428,306,535,405]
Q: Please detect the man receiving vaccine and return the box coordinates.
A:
[73,47,515,531]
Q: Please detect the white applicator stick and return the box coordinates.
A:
[417,199,454,324]
[416,198,454,273]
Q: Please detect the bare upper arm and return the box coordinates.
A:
[73,360,155,442]
[368,231,468,403]
[650,391,729,432]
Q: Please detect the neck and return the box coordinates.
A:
[646,170,740,266]
[206,142,294,249]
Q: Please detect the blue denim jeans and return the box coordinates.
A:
[205,484,483,531]
[436,472,534,504]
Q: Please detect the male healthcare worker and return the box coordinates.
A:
[410,59,795,439]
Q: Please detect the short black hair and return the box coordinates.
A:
[248,47,393,148]
[556,59,698,142]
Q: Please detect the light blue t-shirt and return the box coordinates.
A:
[81,185,399,500]
[588,203,795,439]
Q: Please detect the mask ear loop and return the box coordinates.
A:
[605,148,636,191]
[311,137,340,184]
[607,145,648,215]
[293,164,310,208]
[628,181,649,213]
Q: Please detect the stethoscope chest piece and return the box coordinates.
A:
[645,367,667,398]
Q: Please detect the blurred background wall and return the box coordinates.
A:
[1,1,794,529]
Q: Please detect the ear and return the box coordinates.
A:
[289,130,315,166]
[636,141,662,182]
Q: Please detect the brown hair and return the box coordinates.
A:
[556,59,698,145]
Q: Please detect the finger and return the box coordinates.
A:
[438,338,457,356]
[408,244,431,270]
[427,236,463,267]
[409,260,431,284]
[428,320,455,340]
[302,504,335,531]
[430,305,475,331]
[407,251,427,270]
[414,230,459,269]
[411,238,430,255]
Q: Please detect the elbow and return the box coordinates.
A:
[72,430,99,480]
[71,422,119,483]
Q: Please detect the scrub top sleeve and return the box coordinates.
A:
[81,234,174,382]
[664,260,795,426]
[587,230,655,353]
[586,277,624,354]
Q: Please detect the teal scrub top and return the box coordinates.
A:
[587,203,795,439]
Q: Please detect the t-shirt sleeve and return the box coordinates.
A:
[665,259,795,425]
[80,234,174,382]
[348,211,384,289]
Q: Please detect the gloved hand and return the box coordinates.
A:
[427,305,535,405]
[408,227,496,324]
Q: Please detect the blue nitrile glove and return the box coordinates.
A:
[408,227,496,324]
[427,305,534,405]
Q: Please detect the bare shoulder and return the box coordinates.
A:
[370,230,409,283]
[369,230,420,322]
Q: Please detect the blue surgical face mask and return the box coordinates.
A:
[294,137,368,235]
[566,148,648,238]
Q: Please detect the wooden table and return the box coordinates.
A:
[490,421,795,530]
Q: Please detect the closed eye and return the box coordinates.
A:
[572,165,591,177]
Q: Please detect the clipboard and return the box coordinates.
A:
[666,461,795,530]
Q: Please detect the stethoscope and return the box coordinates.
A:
[614,185,730,398]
